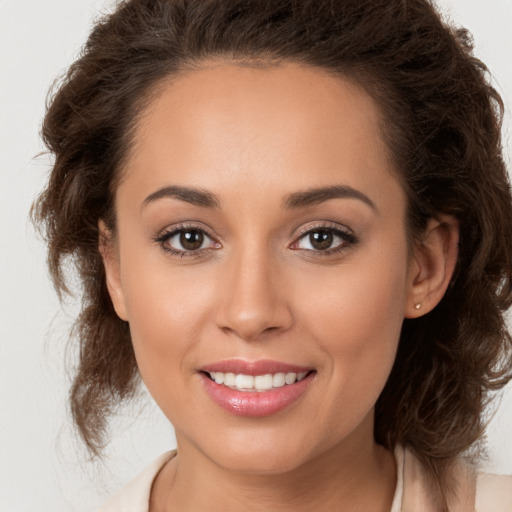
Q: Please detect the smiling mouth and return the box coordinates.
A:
[200,362,316,416]
[204,371,311,392]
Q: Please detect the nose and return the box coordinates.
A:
[215,249,293,341]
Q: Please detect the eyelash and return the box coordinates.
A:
[154,223,220,258]
[154,222,358,258]
[290,222,358,256]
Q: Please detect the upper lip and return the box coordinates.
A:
[201,359,313,376]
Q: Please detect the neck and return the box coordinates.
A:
[151,428,396,512]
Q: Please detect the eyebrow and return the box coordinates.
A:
[142,183,376,212]
[143,185,221,209]
[282,185,377,212]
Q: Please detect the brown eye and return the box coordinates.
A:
[156,226,219,255]
[291,225,357,254]
[179,230,204,250]
[309,230,333,250]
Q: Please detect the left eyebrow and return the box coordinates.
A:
[282,185,377,212]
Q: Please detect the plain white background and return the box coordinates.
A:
[1,1,511,511]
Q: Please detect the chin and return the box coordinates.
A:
[196,425,330,476]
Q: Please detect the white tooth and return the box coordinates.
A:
[272,373,286,388]
[296,371,308,382]
[210,371,308,389]
[284,372,297,385]
[235,374,254,389]
[224,373,236,387]
[254,374,273,391]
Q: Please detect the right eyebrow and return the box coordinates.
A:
[142,185,221,209]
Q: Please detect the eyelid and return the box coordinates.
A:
[289,221,358,253]
[154,221,217,240]
[293,220,355,239]
[153,222,221,256]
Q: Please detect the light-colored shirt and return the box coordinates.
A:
[98,446,512,512]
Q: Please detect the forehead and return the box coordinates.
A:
[120,61,403,211]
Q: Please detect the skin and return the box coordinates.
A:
[101,62,459,511]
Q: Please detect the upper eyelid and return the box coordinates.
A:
[293,221,354,238]
[155,222,218,240]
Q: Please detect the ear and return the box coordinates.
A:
[405,215,459,318]
[98,220,128,321]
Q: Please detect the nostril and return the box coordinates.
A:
[220,323,283,341]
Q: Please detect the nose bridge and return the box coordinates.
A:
[216,242,292,340]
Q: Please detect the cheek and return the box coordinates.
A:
[292,250,409,401]
[118,251,221,403]
[297,254,407,338]
[120,231,215,334]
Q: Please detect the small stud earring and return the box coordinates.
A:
[414,303,422,310]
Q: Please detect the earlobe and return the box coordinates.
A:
[405,215,459,318]
[98,220,129,321]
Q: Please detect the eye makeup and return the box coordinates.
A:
[153,219,359,260]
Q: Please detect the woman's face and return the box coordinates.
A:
[106,62,419,473]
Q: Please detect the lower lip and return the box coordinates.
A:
[200,372,314,417]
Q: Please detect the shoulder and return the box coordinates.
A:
[400,446,512,512]
[97,451,176,512]
[476,472,512,512]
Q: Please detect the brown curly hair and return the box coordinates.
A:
[32,0,512,506]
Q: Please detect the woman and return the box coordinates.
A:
[32,0,512,510]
